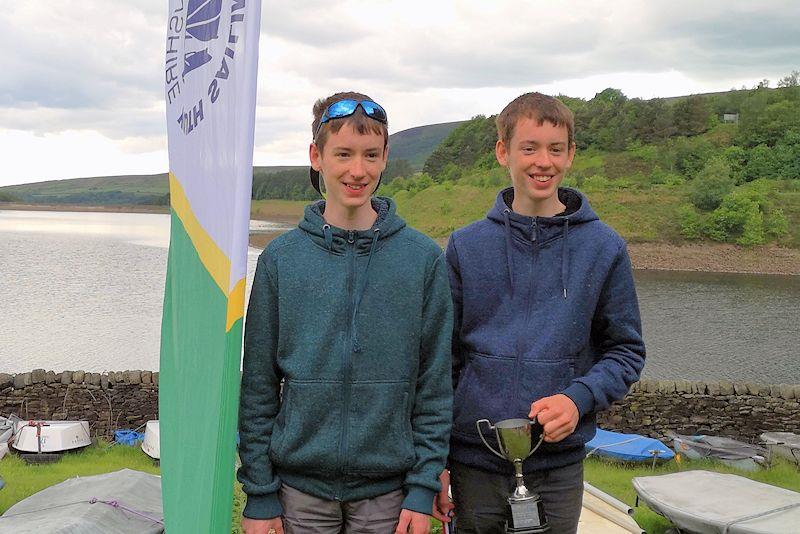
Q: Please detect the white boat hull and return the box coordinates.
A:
[761,432,800,465]
[11,420,91,453]
[142,420,160,460]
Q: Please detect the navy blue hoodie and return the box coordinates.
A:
[445,187,645,474]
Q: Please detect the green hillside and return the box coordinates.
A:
[0,121,456,205]
[389,121,464,169]
[384,73,800,248]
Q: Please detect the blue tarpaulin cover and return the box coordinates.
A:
[114,430,145,447]
[586,428,675,462]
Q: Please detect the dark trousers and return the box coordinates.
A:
[450,460,583,534]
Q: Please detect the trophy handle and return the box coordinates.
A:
[476,419,507,460]
[526,417,545,459]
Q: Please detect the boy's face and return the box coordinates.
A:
[496,117,575,211]
[310,123,388,213]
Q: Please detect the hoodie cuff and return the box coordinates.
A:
[402,486,436,516]
[562,381,595,418]
[243,492,283,520]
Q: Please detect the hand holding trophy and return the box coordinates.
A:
[476,418,548,533]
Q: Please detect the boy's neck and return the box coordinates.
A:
[511,189,566,217]
[323,201,378,231]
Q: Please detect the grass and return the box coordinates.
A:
[2,445,799,533]
[250,199,306,224]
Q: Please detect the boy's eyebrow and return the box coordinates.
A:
[330,144,384,152]
[517,140,568,147]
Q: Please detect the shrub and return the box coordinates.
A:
[690,158,734,211]
[678,205,703,240]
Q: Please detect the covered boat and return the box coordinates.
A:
[633,470,800,534]
[141,420,160,460]
[761,432,800,465]
[11,419,91,454]
[0,415,12,460]
[579,482,644,533]
[586,428,674,463]
[0,468,162,533]
[671,433,767,471]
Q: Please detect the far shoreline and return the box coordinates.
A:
[3,201,798,276]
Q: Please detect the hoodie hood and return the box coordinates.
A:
[487,187,600,299]
[298,196,406,254]
[487,186,599,238]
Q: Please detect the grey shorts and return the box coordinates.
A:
[278,484,404,534]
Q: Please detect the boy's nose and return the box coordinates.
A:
[350,157,367,178]
[533,151,552,168]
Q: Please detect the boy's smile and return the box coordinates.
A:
[495,117,575,216]
[309,123,387,227]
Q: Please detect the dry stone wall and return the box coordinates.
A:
[0,370,158,440]
[2,372,799,443]
[598,378,800,442]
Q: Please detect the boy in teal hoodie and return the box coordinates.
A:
[238,92,453,534]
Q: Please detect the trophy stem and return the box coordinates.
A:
[512,460,533,499]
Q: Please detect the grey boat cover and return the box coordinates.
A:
[633,470,800,534]
[761,432,800,448]
[0,468,163,533]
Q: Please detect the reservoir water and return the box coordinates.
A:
[1,209,798,383]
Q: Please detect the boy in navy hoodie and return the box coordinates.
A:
[439,92,645,533]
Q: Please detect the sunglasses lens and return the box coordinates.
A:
[360,101,387,123]
[324,100,359,122]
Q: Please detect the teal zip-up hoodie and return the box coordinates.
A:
[238,198,453,520]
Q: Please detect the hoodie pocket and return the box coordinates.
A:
[346,381,415,477]
[269,380,342,473]
[520,358,586,451]
[452,352,516,442]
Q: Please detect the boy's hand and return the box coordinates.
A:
[529,394,579,443]
[396,509,431,533]
[433,469,455,523]
[241,516,283,534]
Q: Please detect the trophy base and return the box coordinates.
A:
[505,494,549,533]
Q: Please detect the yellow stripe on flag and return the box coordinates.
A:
[169,172,247,332]
[226,277,246,331]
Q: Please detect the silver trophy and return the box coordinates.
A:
[476,418,548,533]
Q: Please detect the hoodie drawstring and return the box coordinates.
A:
[351,228,380,353]
[502,209,515,296]
[322,224,333,253]
[561,219,570,299]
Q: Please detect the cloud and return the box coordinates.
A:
[1,0,798,185]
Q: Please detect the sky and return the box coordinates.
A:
[0,0,798,187]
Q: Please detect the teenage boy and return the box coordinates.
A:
[441,92,646,533]
[238,92,453,534]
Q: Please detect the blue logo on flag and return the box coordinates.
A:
[183,0,222,77]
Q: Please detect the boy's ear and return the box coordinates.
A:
[309,142,322,171]
[566,142,576,168]
[495,139,509,167]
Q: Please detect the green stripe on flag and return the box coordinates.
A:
[160,210,242,533]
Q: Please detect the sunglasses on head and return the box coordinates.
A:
[314,99,388,141]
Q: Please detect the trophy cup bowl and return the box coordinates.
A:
[477,418,549,533]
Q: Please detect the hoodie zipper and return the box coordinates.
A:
[336,230,356,499]
[513,218,538,410]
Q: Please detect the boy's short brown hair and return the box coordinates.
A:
[311,91,389,151]
[496,92,575,146]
